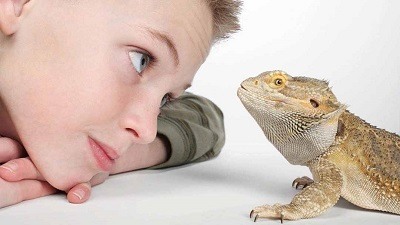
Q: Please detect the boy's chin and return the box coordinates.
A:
[43,169,93,191]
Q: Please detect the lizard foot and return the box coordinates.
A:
[250,204,295,223]
[292,176,314,190]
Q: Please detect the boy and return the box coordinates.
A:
[0,0,241,207]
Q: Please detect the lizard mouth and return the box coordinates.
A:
[238,86,290,106]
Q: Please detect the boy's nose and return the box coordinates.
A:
[119,105,159,145]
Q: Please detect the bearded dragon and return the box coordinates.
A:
[237,70,400,222]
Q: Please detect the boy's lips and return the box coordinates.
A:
[88,136,120,171]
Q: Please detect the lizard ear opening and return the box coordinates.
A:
[310,99,319,108]
[336,120,345,137]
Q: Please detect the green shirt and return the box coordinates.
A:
[152,92,225,169]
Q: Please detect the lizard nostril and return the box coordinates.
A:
[254,80,259,85]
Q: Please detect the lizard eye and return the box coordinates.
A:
[268,75,287,89]
[274,78,283,86]
[310,99,319,108]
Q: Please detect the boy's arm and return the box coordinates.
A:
[152,92,225,169]
[110,92,225,173]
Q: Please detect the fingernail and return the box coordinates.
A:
[72,189,85,200]
[0,161,18,173]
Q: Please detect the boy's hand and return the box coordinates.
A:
[0,137,57,208]
[0,157,110,205]
[0,175,57,208]
[0,136,105,207]
[0,136,26,162]
[0,135,168,208]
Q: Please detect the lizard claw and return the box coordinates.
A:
[292,176,314,190]
[254,214,259,222]
[250,204,288,222]
[250,210,259,222]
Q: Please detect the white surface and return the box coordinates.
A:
[2,1,400,224]
[2,147,400,224]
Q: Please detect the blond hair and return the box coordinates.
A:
[205,0,242,41]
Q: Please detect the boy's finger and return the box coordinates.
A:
[66,173,109,204]
[67,183,92,204]
[89,173,109,186]
[17,180,59,202]
[1,179,58,208]
[0,157,44,182]
[0,137,26,163]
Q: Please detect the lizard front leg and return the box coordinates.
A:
[251,158,343,222]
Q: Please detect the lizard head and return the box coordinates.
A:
[237,70,347,165]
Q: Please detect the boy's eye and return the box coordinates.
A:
[129,51,151,74]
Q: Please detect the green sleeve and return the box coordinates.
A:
[150,92,225,169]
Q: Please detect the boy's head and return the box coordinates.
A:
[0,0,241,191]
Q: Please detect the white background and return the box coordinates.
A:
[193,0,400,148]
[2,1,400,224]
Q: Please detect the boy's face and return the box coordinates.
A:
[0,0,212,190]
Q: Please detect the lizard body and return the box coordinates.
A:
[237,70,400,221]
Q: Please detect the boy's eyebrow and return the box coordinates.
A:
[146,28,180,66]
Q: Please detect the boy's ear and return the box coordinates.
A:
[0,0,31,36]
